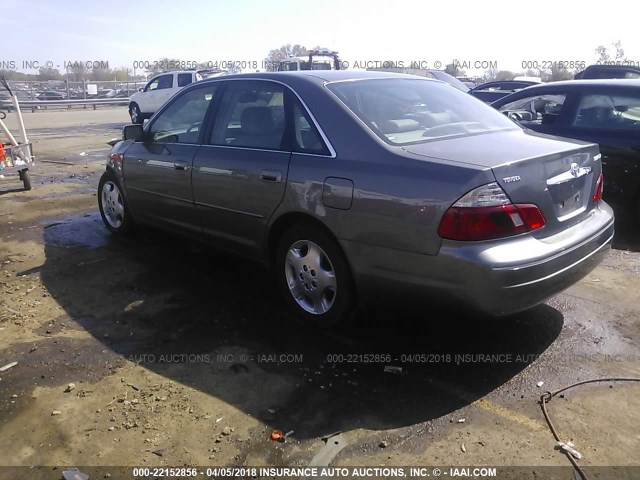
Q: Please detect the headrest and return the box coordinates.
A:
[241,107,276,135]
[381,119,420,133]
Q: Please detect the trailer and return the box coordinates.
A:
[0,138,34,190]
[0,77,34,191]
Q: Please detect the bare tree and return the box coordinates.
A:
[595,40,627,63]
[541,64,574,82]
[483,67,499,82]
[595,45,610,63]
[113,69,130,82]
[263,44,308,72]
[36,67,63,81]
[495,70,515,81]
[444,59,465,77]
[612,40,625,60]
[88,66,117,81]
[66,63,89,82]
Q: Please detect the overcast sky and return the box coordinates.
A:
[3,0,639,75]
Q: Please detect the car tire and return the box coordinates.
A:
[98,169,134,235]
[19,169,31,191]
[275,224,356,328]
[129,103,143,124]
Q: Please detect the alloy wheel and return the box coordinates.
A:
[284,240,337,315]
[101,181,124,229]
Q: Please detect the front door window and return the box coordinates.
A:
[148,87,218,144]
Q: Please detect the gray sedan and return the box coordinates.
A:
[98,71,614,327]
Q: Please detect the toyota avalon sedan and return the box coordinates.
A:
[98,71,614,327]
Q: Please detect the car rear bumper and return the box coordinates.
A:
[343,202,615,316]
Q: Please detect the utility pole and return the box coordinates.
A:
[66,64,70,99]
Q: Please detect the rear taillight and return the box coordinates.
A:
[593,172,603,202]
[438,182,546,241]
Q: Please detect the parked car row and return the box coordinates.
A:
[1,88,133,104]
[100,71,614,328]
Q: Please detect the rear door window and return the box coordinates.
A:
[178,73,193,87]
[572,93,640,130]
[209,81,287,151]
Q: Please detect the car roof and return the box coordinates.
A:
[583,64,640,71]
[514,79,640,89]
[204,70,438,84]
[473,80,537,88]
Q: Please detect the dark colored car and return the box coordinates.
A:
[14,90,33,101]
[492,79,640,213]
[469,81,538,103]
[98,71,613,326]
[37,91,65,101]
[575,64,640,80]
[0,90,33,111]
[68,90,85,99]
[96,89,115,98]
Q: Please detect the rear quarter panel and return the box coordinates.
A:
[280,151,495,256]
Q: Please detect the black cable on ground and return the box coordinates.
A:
[539,377,640,480]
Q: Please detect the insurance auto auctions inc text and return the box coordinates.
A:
[203,466,497,478]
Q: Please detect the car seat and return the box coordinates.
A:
[230,106,284,149]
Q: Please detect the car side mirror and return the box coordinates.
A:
[139,87,144,92]
[123,124,144,142]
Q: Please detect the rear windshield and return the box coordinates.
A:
[326,78,518,145]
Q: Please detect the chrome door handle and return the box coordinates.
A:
[260,170,282,182]
[174,161,188,171]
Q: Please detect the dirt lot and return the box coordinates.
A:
[0,108,639,479]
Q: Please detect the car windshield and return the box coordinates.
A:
[326,78,518,145]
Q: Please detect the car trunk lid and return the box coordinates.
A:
[402,129,603,236]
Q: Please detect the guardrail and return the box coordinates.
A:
[1,97,130,112]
